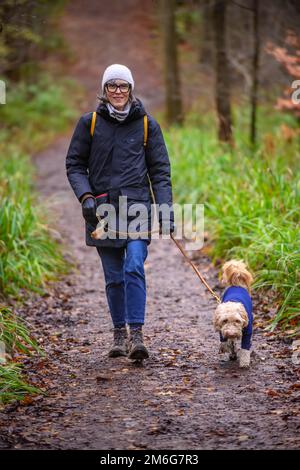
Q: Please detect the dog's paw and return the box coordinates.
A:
[219,342,230,354]
[229,352,238,361]
[239,348,251,368]
[228,341,238,360]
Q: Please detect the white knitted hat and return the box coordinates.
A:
[101,64,134,92]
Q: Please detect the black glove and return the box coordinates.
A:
[82,196,98,227]
[159,219,176,236]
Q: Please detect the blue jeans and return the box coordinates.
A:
[96,240,148,328]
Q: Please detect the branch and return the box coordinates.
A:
[229,55,252,91]
[230,0,254,12]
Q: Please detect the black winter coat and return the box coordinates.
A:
[65,98,174,248]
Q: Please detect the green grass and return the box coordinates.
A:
[0,73,79,300]
[0,74,79,152]
[0,305,43,356]
[0,73,80,403]
[0,151,71,299]
[0,305,44,404]
[0,363,42,405]
[165,105,300,333]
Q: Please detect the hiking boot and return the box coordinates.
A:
[108,327,128,357]
[128,325,149,360]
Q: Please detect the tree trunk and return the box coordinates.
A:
[250,0,260,146]
[212,0,233,144]
[161,0,183,125]
[199,0,214,65]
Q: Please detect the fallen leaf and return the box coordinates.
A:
[238,435,249,441]
[270,409,284,415]
[21,396,35,406]
[157,390,175,396]
[96,375,111,382]
[289,382,300,390]
[266,389,281,397]
[183,376,191,385]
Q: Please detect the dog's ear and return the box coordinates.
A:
[222,259,254,290]
[237,304,249,328]
[213,306,223,331]
[221,261,231,286]
[236,270,253,291]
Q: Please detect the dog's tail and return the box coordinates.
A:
[222,259,253,291]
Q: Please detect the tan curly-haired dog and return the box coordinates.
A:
[213,260,254,368]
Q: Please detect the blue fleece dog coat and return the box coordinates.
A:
[220,286,253,350]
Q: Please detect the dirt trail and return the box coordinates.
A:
[60,0,164,111]
[0,0,299,450]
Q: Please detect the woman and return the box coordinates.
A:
[66,64,174,361]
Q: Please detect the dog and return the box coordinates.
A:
[213,260,254,368]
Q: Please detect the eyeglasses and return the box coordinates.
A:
[105,82,131,93]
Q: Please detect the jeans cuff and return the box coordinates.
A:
[114,323,126,329]
[128,322,144,328]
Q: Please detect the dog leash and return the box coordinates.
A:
[170,233,221,304]
[93,178,221,304]
[93,220,221,304]
[148,178,221,304]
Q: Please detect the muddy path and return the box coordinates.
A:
[0,0,299,450]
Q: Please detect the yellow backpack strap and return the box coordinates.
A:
[144,114,154,202]
[143,114,148,147]
[90,111,97,137]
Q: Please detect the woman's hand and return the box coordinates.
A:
[81,196,98,227]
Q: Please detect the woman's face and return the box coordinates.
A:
[105,80,130,110]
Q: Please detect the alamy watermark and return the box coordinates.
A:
[291,80,300,104]
[0,79,6,104]
[92,198,205,251]
[292,339,300,365]
[0,340,6,364]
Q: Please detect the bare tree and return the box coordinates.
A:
[0,0,65,80]
[161,0,183,125]
[212,0,233,143]
[250,0,260,146]
[198,0,214,66]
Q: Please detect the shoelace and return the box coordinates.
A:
[130,328,143,343]
[114,329,127,345]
